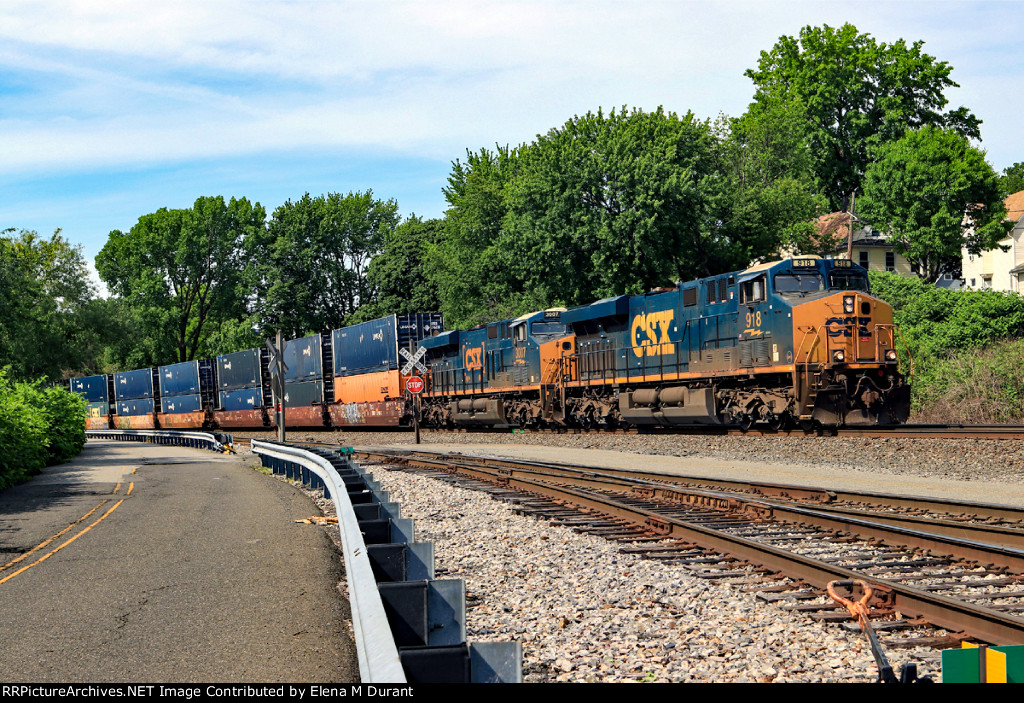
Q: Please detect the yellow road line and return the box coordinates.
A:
[0,499,109,573]
[112,480,121,494]
[0,499,126,587]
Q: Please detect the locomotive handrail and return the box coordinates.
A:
[794,324,824,365]
[250,440,407,683]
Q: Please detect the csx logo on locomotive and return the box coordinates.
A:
[631,311,675,358]
[464,346,483,370]
[826,316,872,338]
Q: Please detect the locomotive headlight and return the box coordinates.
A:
[885,349,898,361]
[843,296,855,314]
[832,350,845,363]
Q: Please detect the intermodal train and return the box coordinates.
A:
[68,256,910,431]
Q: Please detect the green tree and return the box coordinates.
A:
[253,191,400,338]
[746,23,980,212]
[501,107,721,307]
[999,162,1024,198]
[351,215,444,323]
[96,196,266,363]
[859,126,1009,282]
[431,146,528,327]
[708,99,827,260]
[0,229,98,380]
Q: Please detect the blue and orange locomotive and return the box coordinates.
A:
[419,256,910,429]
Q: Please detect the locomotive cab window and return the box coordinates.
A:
[773,273,824,296]
[739,275,766,304]
[828,272,870,292]
[531,321,567,338]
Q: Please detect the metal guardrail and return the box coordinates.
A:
[86,429,233,453]
[251,440,521,684]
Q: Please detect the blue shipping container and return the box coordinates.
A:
[333,313,444,377]
[333,316,397,377]
[115,368,154,400]
[397,312,444,348]
[283,335,322,381]
[218,349,261,390]
[161,394,203,414]
[219,387,264,411]
[116,398,155,416]
[71,375,109,403]
[283,379,323,408]
[159,361,200,397]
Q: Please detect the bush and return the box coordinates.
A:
[0,368,86,489]
[869,272,1024,421]
[912,340,1024,423]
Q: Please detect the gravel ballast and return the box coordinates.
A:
[236,429,1010,683]
[372,465,940,683]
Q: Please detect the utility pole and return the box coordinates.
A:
[277,330,286,443]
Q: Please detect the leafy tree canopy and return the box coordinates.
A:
[502,107,722,306]
[350,215,444,324]
[999,162,1024,198]
[96,196,266,364]
[859,126,1009,282]
[709,98,827,260]
[745,23,980,212]
[431,145,528,327]
[252,191,400,339]
[0,229,99,379]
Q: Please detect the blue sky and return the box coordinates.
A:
[2,0,1022,289]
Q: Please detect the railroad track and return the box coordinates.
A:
[356,448,1024,648]
[228,422,1024,441]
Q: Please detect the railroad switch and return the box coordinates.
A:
[828,579,933,684]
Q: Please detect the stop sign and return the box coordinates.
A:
[406,375,424,394]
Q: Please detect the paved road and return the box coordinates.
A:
[0,440,358,682]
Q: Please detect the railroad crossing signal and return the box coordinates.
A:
[406,375,424,394]
[265,338,288,398]
[265,338,289,376]
[400,345,427,375]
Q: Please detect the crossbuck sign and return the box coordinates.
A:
[399,346,427,376]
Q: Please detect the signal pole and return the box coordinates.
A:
[276,330,286,443]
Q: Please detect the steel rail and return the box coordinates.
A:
[430,423,1024,439]
[361,448,1024,526]
[400,454,1024,572]
[250,440,407,683]
[368,451,1024,645]
[419,455,1024,551]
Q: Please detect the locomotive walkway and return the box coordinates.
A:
[0,441,357,682]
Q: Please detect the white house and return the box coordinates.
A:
[962,190,1024,292]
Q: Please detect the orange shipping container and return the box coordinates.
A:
[333,370,403,404]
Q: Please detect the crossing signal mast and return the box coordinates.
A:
[266,333,289,442]
[400,345,428,445]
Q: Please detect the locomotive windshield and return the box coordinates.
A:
[829,271,870,292]
[773,273,825,296]
[531,321,567,337]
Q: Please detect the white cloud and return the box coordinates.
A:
[0,1,1021,175]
